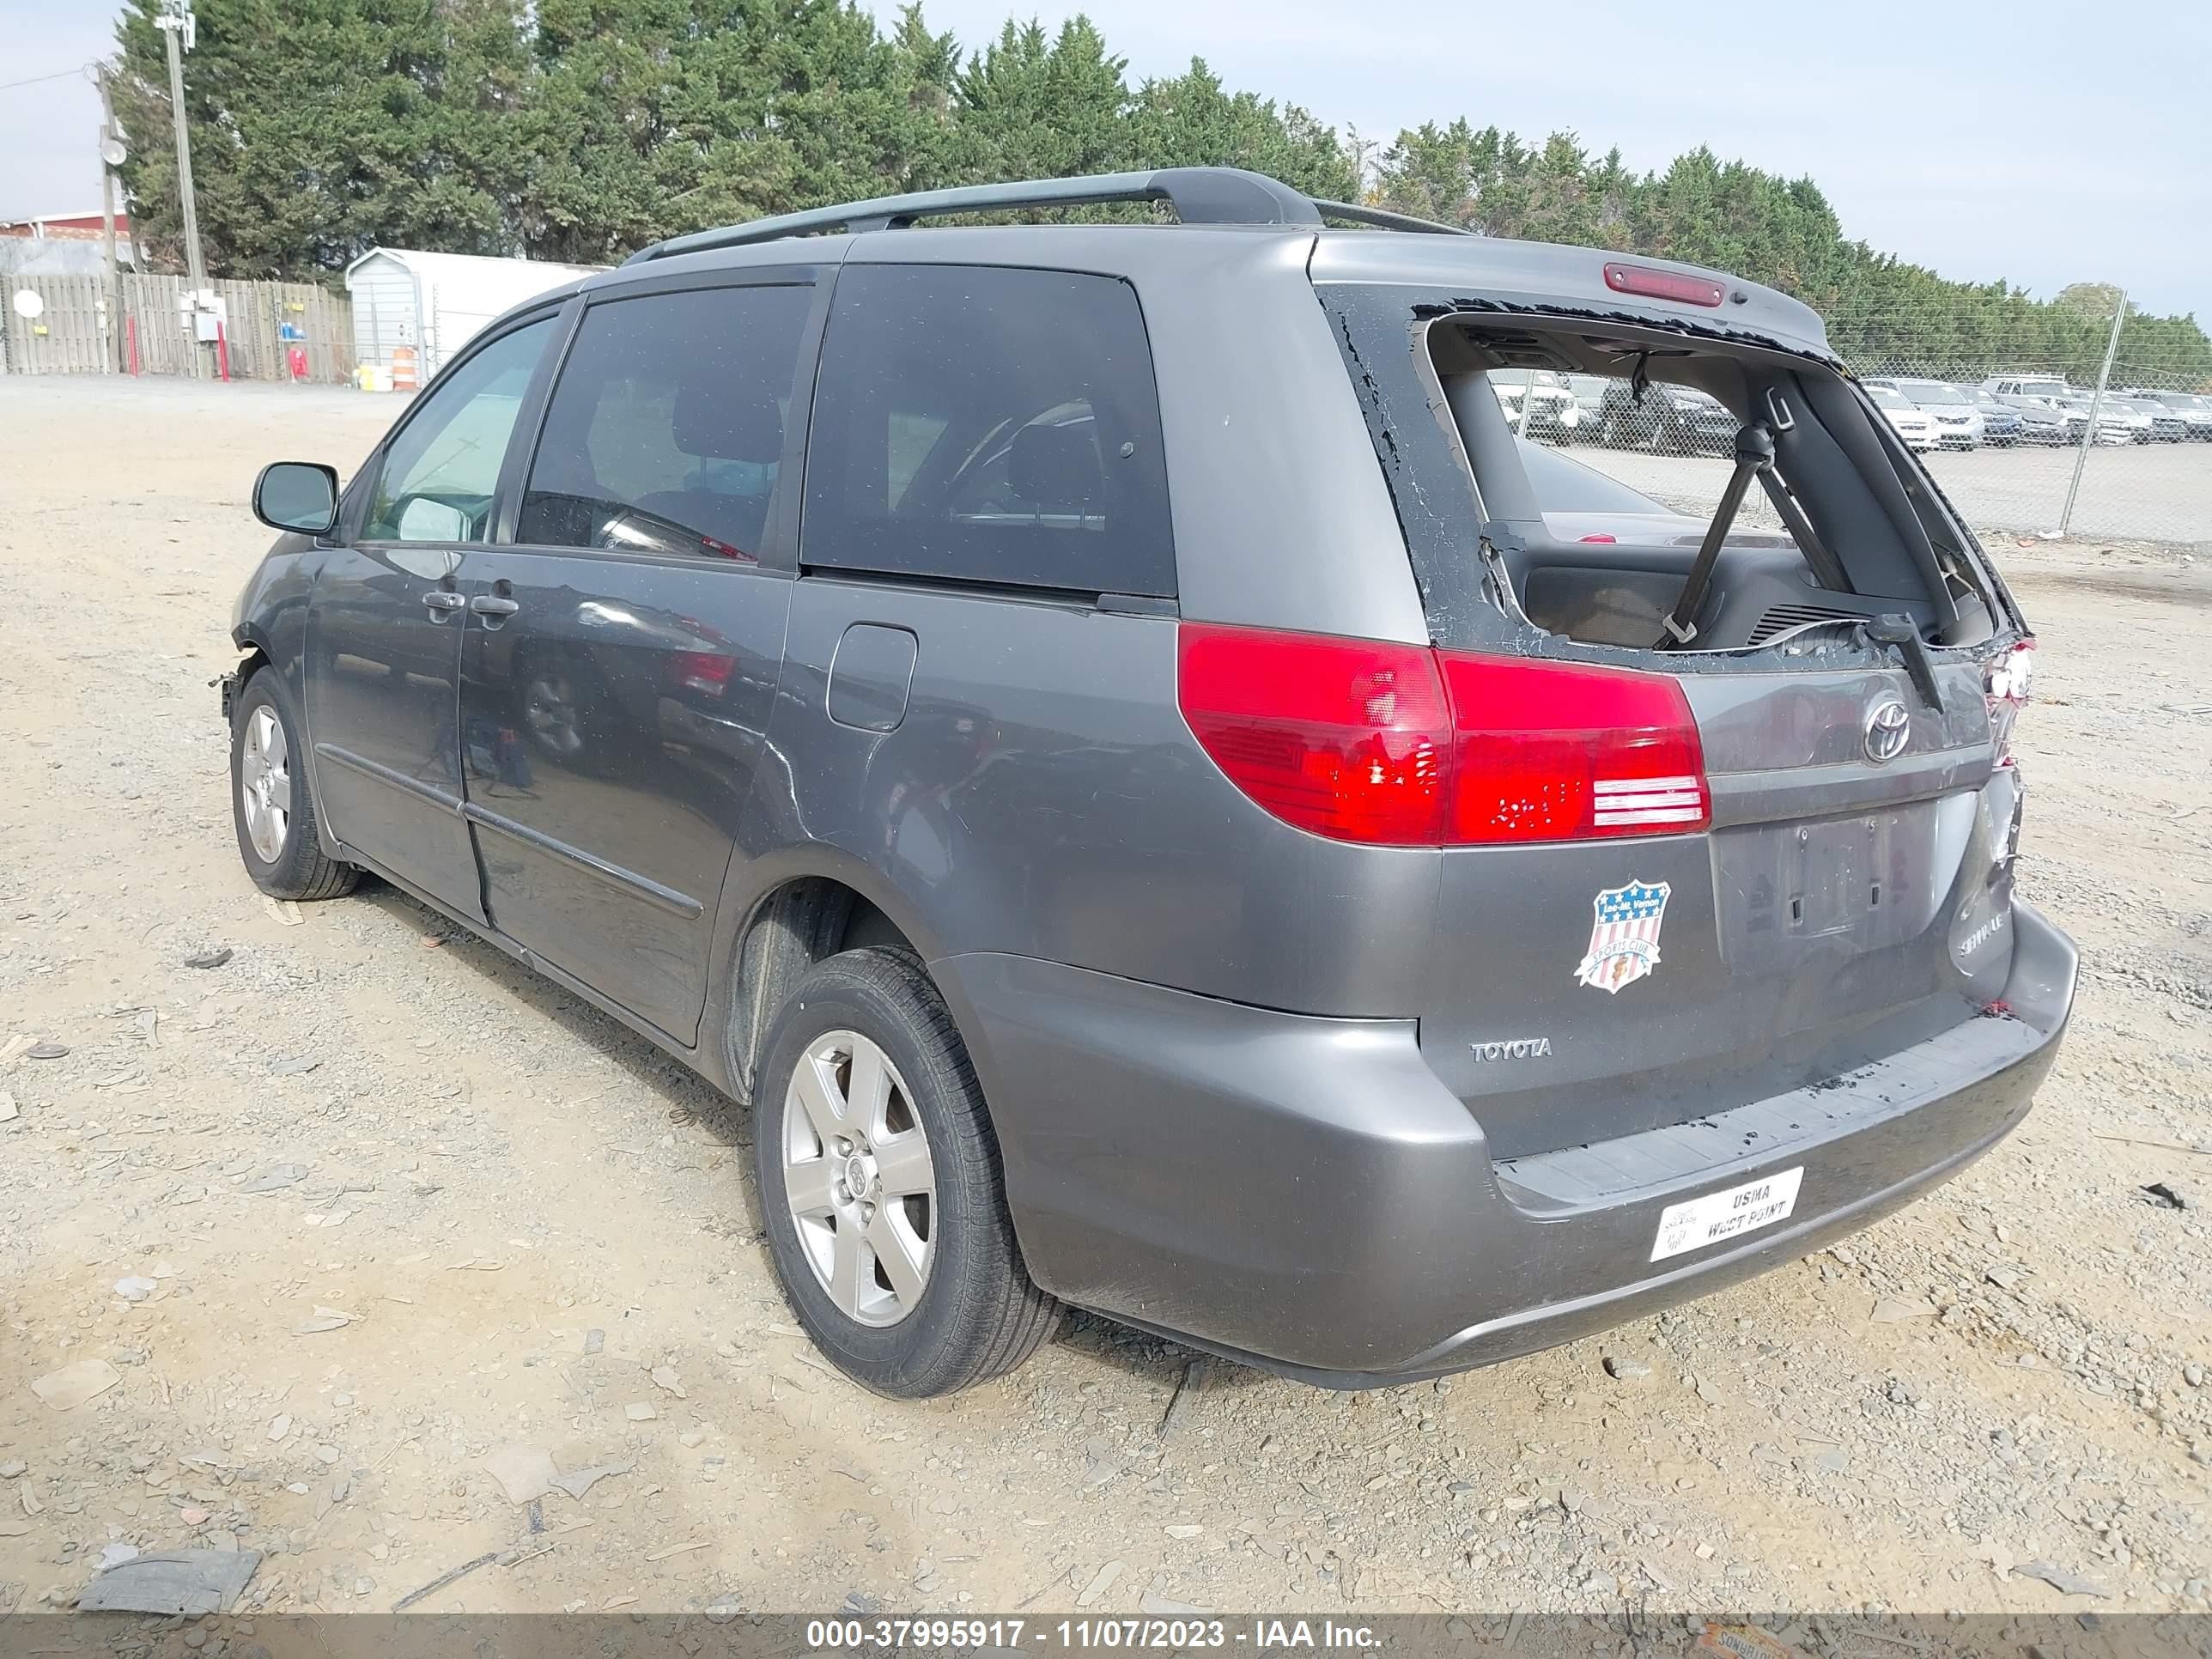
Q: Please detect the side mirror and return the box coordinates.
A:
[253,462,340,537]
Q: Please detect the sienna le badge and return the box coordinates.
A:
[1574,879,1671,994]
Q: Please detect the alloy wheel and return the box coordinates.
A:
[239,705,290,863]
[781,1030,937,1328]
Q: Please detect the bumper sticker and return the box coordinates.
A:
[1574,878,1671,994]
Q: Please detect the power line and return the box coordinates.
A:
[0,64,94,96]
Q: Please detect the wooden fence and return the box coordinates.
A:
[0,273,354,384]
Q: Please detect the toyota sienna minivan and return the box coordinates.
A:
[227,167,2075,1396]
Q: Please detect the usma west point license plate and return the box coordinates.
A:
[1650,1166,1805,1262]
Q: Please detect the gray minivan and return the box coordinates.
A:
[228,167,2075,1398]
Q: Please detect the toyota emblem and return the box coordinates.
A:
[1863,698,1911,763]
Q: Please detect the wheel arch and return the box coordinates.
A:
[704,848,948,1107]
[228,620,276,704]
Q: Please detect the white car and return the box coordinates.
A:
[1867,383,1938,452]
[1489,368,1583,441]
[1865,377,1984,448]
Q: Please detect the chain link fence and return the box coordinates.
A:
[1504,307,2211,549]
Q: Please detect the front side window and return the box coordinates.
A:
[801,264,1175,597]
[519,283,813,562]
[362,318,554,543]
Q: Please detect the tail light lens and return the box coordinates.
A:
[1983,637,2035,764]
[1177,624,1709,846]
[1176,626,1449,843]
[1435,653,1709,842]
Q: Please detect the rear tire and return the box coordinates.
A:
[230,670,357,902]
[753,947,1060,1397]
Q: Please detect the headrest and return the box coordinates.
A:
[672,378,786,464]
[1008,422,1102,510]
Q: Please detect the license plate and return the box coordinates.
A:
[1650,1166,1804,1262]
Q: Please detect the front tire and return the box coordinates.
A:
[230,670,357,902]
[753,947,1059,1397]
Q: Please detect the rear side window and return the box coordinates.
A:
[519,283,811,562]
[802,264,1175,597]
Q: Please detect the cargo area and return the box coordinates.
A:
[1425,316,2009,657]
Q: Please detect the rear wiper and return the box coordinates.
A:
[1862,613,1944,712]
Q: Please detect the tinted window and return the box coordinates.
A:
[802,264,1174,597]
[519,284,812,561]
[362,318,553,543]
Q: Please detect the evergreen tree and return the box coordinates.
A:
[100,0,2209,382]
[112,0,511,277]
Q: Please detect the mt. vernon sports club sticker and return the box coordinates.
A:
[1574,879,1671,994]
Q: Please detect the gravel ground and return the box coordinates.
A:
[2,376,2210,1621]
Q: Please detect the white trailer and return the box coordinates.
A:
[344,248,599,386]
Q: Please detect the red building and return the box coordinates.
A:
[0,210,134,241]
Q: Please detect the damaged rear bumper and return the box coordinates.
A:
[936,902,2075,1388]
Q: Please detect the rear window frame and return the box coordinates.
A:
[1313,281,2016,668]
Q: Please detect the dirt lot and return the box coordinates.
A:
[3,377,2210,1621]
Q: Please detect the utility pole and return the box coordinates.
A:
[155,0,208,374]
[95,67,124,373]
[2058,289,2126,539]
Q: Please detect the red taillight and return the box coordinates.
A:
[1603,262,1726,308]
[1436,653,1709,842]
[1984,636,2034,764]
[1176,624,1709,846]
[1176,625,1449,844]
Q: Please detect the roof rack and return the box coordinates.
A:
[1311,199,1473,236]
[623,167,1473,264]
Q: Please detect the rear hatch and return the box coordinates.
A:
[1421,655,2024,1158]
[1301,257,2037,1160]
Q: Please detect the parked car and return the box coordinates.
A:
[1963,386,2045,445]
[1598,380,1738,453]
[2044,400,2132,448]
[2126,389,2212,440]
[1986,378,2137,444]
[1490,368,1583,441]
[1863,377,1984,448]
[2059,393,2150,443]
[1562,373,1609,434]
[1984,375,2089,435]
[2107,395,2189,442]
[228,167,2070,1396]
[1984,374,2075,405]
[1865,383,1939,451]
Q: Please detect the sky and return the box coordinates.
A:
[3,0,2204,319]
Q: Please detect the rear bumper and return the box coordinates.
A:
[937,902,2075,1386]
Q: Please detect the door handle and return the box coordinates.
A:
[470,595,520,617]
[422,590,465,613]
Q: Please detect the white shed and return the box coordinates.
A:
[344,248,599,384]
